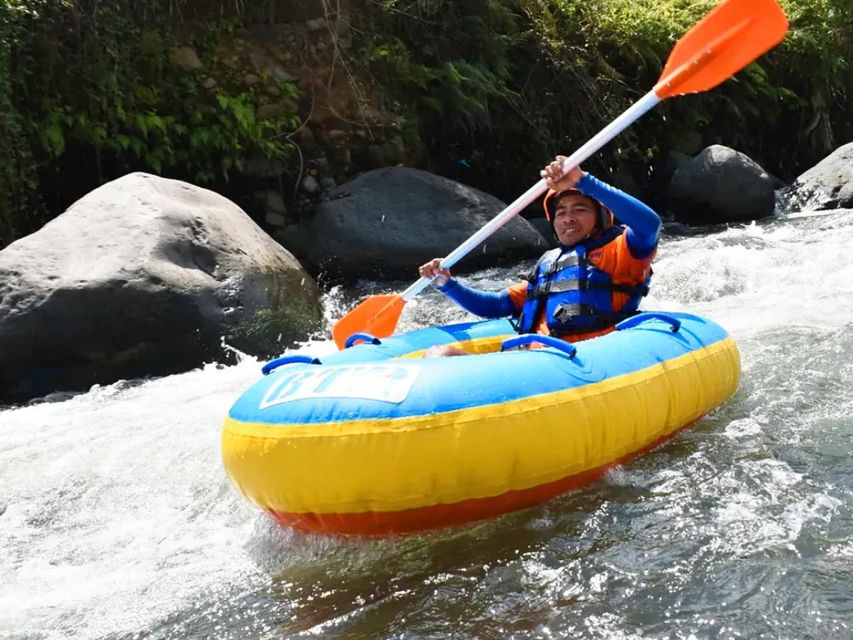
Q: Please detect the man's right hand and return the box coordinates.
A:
[541,156,584,193]
[419,258,451,287]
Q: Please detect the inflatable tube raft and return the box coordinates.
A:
[222,312,740,535]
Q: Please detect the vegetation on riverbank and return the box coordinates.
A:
[0,0,301,245]
[1,0,851,248]
[353,0,851,198]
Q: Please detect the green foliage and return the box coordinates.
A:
[361,0,521,136]
[3,0,852,247]
[513,0,850,179]
[0,1,52,244]
[0,0,301,247]
[352,0,539,193]
[368,41,514,135]
[351,0,853,198]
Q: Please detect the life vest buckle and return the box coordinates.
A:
[552,303,575,323]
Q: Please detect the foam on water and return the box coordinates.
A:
[647,211,853,338]
[0,342,342,640]
[2,210,853,639]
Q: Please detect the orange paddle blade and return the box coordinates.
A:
[654,0,788,99]
[332,294,406,349]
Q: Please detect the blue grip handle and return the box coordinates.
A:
[500,334,577,359]
[344,332,383,348]
[261,354,320,375]
[616,312,681,333]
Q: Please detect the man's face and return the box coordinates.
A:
[552,194,598,246]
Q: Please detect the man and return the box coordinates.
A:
[419,156,660,355]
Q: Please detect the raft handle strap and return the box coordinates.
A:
[344,332,383,348]
[261,354,321,376]
[615,312,681,333]
[500,334,578,359]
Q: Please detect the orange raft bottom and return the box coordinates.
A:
[267,419,698,536]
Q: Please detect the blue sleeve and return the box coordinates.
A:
[435,278,517,318]
[577,173,661,258]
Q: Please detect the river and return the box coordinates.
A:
[2,209,852,639]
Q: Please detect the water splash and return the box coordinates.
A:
[3,210,853,639]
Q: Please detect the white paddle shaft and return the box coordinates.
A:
[401,89,661,302]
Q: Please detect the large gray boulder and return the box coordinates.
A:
[667,145,775,224]
[777,142,853,212]
[305,167,546,279]
[0,172,323,403]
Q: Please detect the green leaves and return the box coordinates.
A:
[1,0,851,249]
[361,1,520,140]
[40,121,65,157]
[0,0,303,244]
[354,0,852,199]
[216,93,257,133]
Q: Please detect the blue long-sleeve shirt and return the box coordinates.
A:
[578,172,660,257]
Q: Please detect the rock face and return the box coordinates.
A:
[777,142,853,212]
[667,145,775,224]
[0,173,323,403]
[305,167,546,279]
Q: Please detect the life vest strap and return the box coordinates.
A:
[526,279,649,300]
[550,252,582,273]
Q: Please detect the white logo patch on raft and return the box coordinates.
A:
[259,364,420,409]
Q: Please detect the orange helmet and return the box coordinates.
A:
[543,188,614,231]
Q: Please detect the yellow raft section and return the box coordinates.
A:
[222,332,740,535]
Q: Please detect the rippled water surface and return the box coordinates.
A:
[2,210,852,639]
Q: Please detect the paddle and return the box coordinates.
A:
[331,0,788,349]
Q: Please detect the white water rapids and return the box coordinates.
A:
[2,209,852,639]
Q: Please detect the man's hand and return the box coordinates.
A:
[419,258,451,287]
[541,156,585,192]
